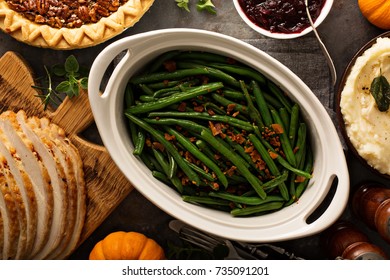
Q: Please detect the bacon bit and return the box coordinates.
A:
[164,133,175,141]
[181,176,190,186]
[209,121,224,136]
[269,151,279,159]
[189,137,197,143]
[244,146,254,153]
[214,154,222,160]
[233,133,246,144]
[269,137,281,147]
[226,166,237,177]
[293,146,300,154]
[211,182,220,190]
[256,160,266,171]
[145,138,152,147]
[201,76,210,84]
[271,123,284,134]
[152,142,165,152]
[232,111,240,117]
[194,105,204,112]
[227,104,236,115]
[295,176,306,183]
[207,108,216,116]
[177,102,187,112]
[250,150,262,163]
[163,80,170,86]
[163,60,176,72]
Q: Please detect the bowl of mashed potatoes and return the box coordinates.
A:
[338,32,390,178]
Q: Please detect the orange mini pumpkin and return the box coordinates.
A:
[89,231,165,260]
[358,0,390,30]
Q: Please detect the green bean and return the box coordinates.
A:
[126,82,223,114]
[288,104,300,147]
[152,149,183,193]
[147,50,181,73]
[148,111,254,131]
[230,201,284,217]
[125,113,201,186]
[152,171,171,185]
[175,51,232,63]
[147,80,180,89]
[165,127,228,188]
[248,134,289,200]
[130,68,211,84]
[210,192,284,206]
[182,195,231,206]
[138,95,157,102]
[144,118,204,134]
[138,84,154,95]
[279,107,290,132]
[175,61,240,88]
[168,155,177,179]
[270,109,297,167]
[267,81,292,113]
[211,93,248,115]
[262,171,289,191]
[252,80,273,127]
[184,159,216,182]
[240,80,265,128]
[254,130,312,179]
[199,129,266,199]
[295,123,307,167]
[295,146,313,199]
[133,130,146,156]
[209,63,266,85]
[153,79,200,97]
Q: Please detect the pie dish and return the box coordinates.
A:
[0,0,154,49]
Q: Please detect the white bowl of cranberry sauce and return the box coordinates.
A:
[233,0,334,39]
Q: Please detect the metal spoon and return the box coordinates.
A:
[305,0,337,86]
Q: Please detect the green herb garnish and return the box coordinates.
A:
[197,0,216,14]
[370,71,390,112]
[175,0,216,14]
[33,55,88,109]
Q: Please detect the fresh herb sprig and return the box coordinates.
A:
[370,71,390,112]
[175,0,216,14]
[33,55,88,109]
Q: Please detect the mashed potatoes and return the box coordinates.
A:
[340,37,390,175]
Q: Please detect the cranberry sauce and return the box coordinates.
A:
[238,0,326,34]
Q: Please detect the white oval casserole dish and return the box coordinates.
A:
[88,28,349,242]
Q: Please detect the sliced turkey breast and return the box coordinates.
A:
[0,205,3,259]
[20,112,76,259]
[37,117,86,260]
[0,136,37,259]
[0,115,53,258]
[0,147,20,260]
[1,158,28,259]
[0,110,86,259]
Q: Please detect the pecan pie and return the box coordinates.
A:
[0,0,154,49]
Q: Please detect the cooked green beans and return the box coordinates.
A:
[124,50,314,217]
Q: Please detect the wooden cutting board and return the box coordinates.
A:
[0,51,134,248]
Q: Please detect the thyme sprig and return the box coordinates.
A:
[33,55,88,110]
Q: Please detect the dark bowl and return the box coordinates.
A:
[336,31,390,180]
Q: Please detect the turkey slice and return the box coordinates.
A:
[0,203,3,259]
[1,111,68,260]
[0,143,20,260]
[0,157,28,259]
[21,113,77,259]
[0,114,54,258]
[38,117,86,259]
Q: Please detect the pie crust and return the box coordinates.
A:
[0,0,154,50]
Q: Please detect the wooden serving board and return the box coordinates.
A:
[0,51,134,248]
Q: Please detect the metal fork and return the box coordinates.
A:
[169,220,245,260]
[305,0,337,86]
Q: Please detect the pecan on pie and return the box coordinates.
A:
[0,0,154,49]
